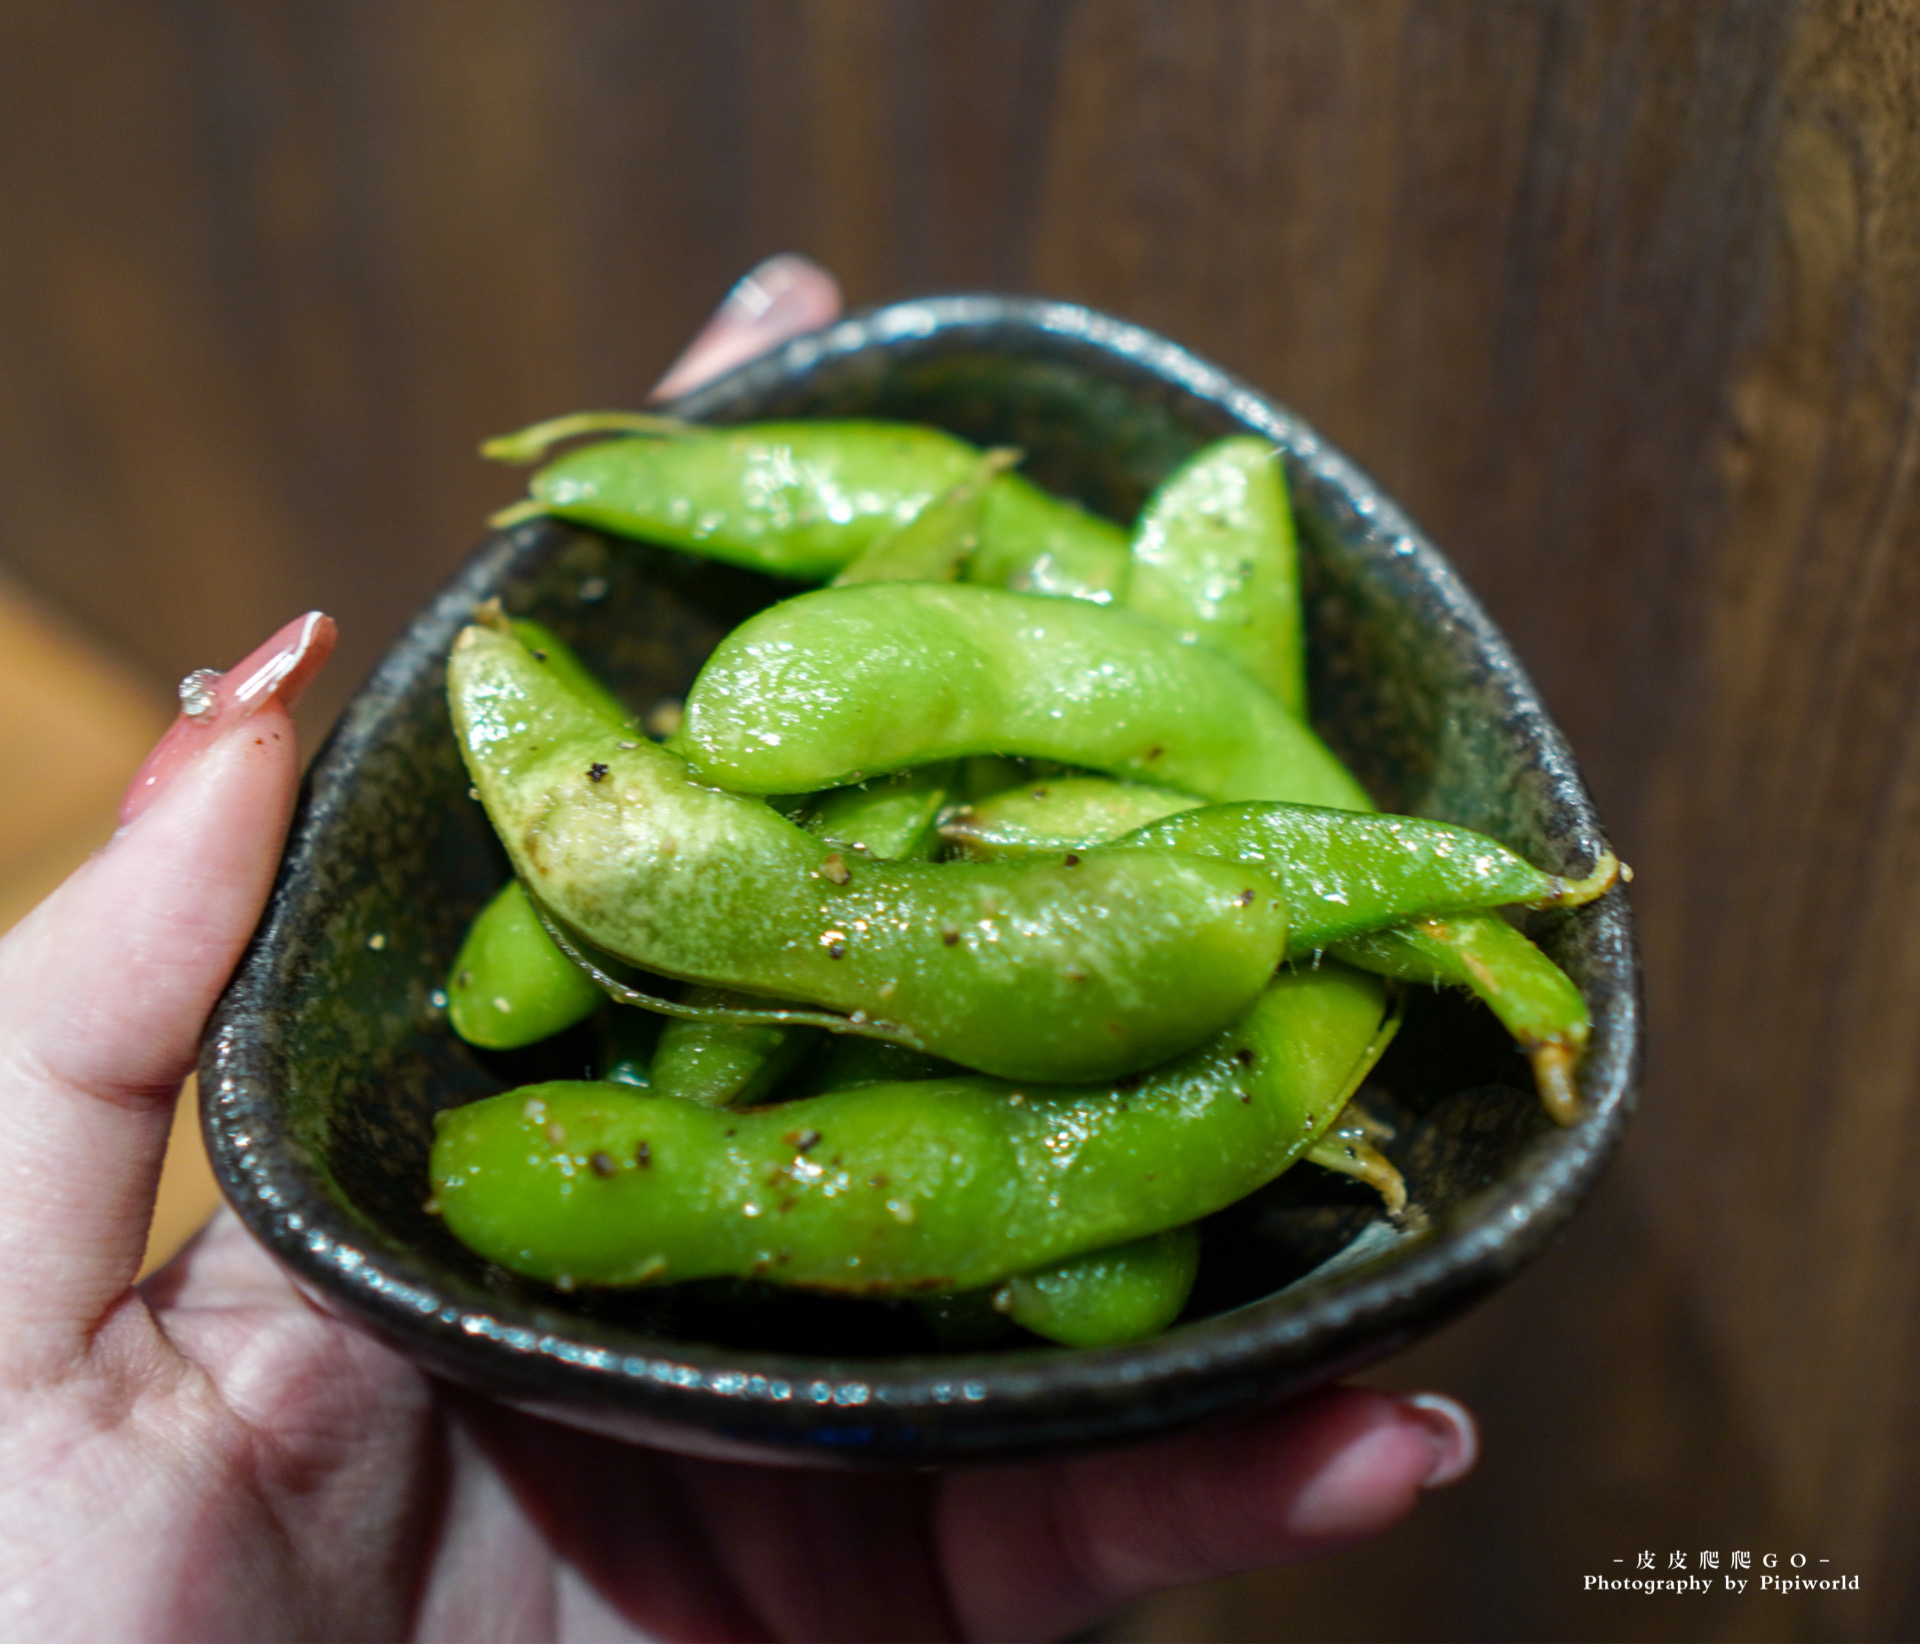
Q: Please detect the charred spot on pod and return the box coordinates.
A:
[785,1128,823,1153]
[868,1172,889,1189]
[1064,965,1087,983]
[635,1139,652,1166]
[589,1151,616,1177]
[1145,744,1164,761]
[531,648,549,662]
[1235,888,1256,907]
[1064,853,1081,867]
[587,762,609,782]
[820,852,851,885]
[827,940,847,960]
[1235,1047,1256,1066]
[941,926,960,947]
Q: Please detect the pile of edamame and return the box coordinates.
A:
[429,417,1618,1349]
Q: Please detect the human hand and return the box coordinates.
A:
[0,255,1475,1641]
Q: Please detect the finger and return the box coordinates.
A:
[936,1387,1477,1641]
[0,613,333,1376]
[650,253,843,401]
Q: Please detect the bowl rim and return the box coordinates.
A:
[201,293,1642,1465]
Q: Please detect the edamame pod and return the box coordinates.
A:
[677,583,1370,809]
[503,421,981,580]
[646,987,816,1108]
[833,449,1019,586]
[942,775,1202,857]
[992,1225,1201,1348]
[1331,915,1589,1125]
[451,618,1288,1082]
[942,778,1618,953]
[447,879,604,1050]
[490,418,1129,593]
[430,965,1394,1292]
[1116,803,1617,951]
[647,767,957,1103]
[967,481,1131,604]
[788,763,956,863]
[507,616,636,733]
[1125,437,1305,711]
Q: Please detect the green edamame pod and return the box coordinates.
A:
[647,770,958,1104]
[945,785,1616,952]
[648,987,816,1108]
[1108,465,1610,1125]
[447,879,604,1050]
[677,583,1370,810]
[1119,803,1618,951]
[507,617,636,733]
[968,477,1131,604]
[451,617,1288,1082]
[1125,437,1305,712]
[833,450,1020,586]
[944,775,1200,855]
[430,964,1395,1292]
[942,776,1205,858]
[444,619,642,1053]
[1332,914,1589,1125]
[789,763,956,863]
[498,421,985,581]
[993,1225,1201,1348]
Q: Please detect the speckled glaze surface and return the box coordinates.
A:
[202,296,1641,1467]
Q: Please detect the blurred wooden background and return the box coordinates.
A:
[2,1,1916,1637]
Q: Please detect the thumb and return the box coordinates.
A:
[0,613,332,1380]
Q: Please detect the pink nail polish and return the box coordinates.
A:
[650,254,843,401]
[1399,1392,1479,1488]
[118,612,338,827]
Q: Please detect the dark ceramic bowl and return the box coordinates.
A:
[202,295,1640,1467]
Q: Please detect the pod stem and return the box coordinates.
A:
[479,409,697,465]
[1529,1039,1582,1126]
[487,497,550,530]
[1307,1127,1409,1216]
[1535,848,1624,909]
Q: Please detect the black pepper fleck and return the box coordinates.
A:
[587,762,609,782]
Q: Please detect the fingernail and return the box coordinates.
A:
[1399,1392,1478,1488]
[119,612,337,827]
[651,254,843,401]
[719,253,835,329]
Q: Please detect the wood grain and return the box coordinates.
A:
[1,1,1917,1635]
